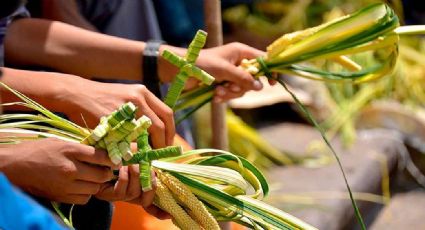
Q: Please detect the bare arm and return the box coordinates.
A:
[5,18,265,101]
[0,67,71,112]
[4,18,188,83]
[4,18,146,81]
[0,67,175,147]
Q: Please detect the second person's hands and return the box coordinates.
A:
[95,165,170,220]
[0,138,116,204]
[62,78,175,149]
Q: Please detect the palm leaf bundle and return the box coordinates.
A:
[0,82,316,230]
[175,3,425,117]
[160,4,425,229]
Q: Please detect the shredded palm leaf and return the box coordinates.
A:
[0,82,316,229]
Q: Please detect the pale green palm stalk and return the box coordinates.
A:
[0,82,317,230]
[165,4,425,229]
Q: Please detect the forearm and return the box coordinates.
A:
[5,18,144,81]
[0,67,80,114]
[4,17,191,84]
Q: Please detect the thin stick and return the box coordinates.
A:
[204,1,230,229]
[203,0,228,151]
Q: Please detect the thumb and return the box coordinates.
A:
[235,43,265,62]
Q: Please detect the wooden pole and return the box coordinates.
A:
[203,1,228,153]
[203,1,230,229]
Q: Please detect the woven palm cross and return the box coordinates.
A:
[162,30,215,108]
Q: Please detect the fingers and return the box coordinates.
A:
[113,166,130,199]
[213,85,245,103]
[267,73,278,85]
[140,171,156,208]
[95,166,128,201]
[74,145,117,169]
[137,103,166,148]
[111,84,176,149]
[203,42,268,96]
[233,42,265,61]
[142,89,175,146]
[95,165,142,202]
[75,162,113,183]
[132,85,174,148]
[233,43,278,88]
[268,78,277,85]
[130,142,138,152]
[221,63,262,91]
[126,164,142,200]
[68,180,101,195]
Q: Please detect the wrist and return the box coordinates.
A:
[52,74,89,115]
[0,144,39,195]
[143,40,166,97]
[0,69,81,115]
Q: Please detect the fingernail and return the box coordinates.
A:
[230,85,241,92]
[112,165,121,171]
[214,97,222,103]
[217,88,226,96]
[253,80,263,90]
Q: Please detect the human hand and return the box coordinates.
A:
[159,42,274,103]
[0,69,174,148]
[95,165,170,220]
[62,78,175,148]
[0,138,116,204]
[197,42,265,102]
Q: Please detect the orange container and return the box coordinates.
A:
[110,135,244,230]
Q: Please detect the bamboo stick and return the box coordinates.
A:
[203,0,230,229]
[203,0,227,150]
[203,0,228,151]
